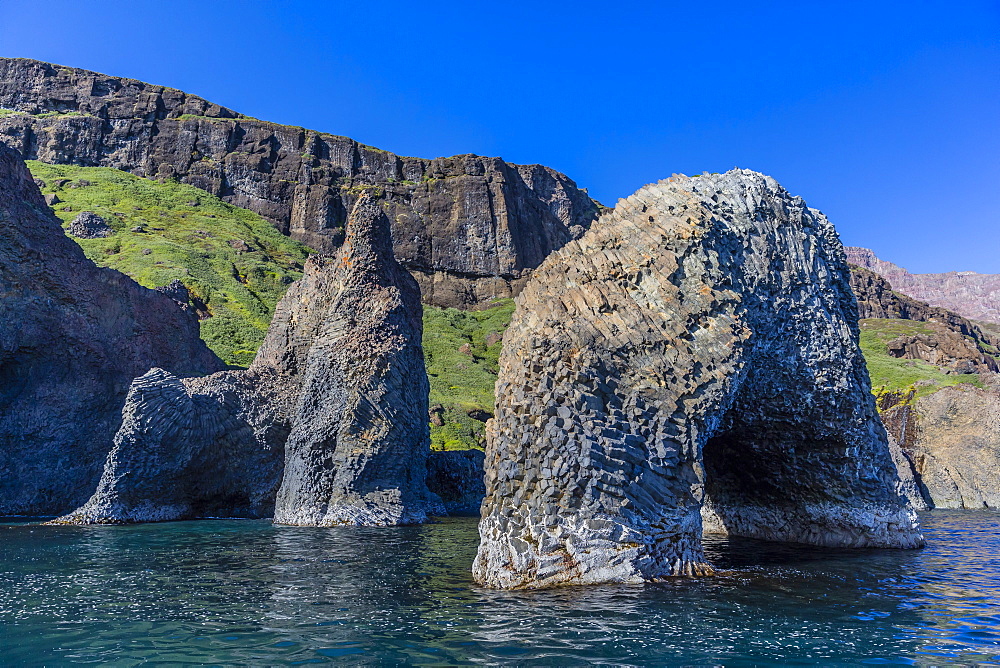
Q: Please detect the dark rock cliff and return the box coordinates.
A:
[0,144,223,515]
[0,57,602,308]
[58,193,442,525]
[474,170,922,590]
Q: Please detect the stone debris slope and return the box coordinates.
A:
[474,170,923,590]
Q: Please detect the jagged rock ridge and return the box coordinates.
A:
[474,170,923,590]
[0,144,223,515]
[0,57,603,308]
[847,247,1000,325]
[56,193,442,525]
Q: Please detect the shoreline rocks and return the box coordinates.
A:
[474,170,923,590]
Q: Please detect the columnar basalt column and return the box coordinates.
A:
[473,169,924,590]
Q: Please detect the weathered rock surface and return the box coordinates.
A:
[53,367,289,524]
[68,210,113,238]
[57,193,441,525]
[847,247,1000,325]
[0,144,223,515]
[474,170,923,590]
[0,57,602,308]
[880,385,1000,509]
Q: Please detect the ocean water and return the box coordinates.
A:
[1,511,998,666]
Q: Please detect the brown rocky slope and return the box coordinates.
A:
[847,247,1000,325]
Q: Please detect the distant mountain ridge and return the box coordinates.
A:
[0,57,602,309]
[846,247,1000,325]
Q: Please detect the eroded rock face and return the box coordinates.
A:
[57,193,441,525]
[880,384,1000,509]
[474,170,923,590]
[0,144,223,516]
[426,450,487,515]
[0,57,602,308]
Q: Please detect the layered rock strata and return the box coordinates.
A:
[0,144,223,515]
[0,57,602,308]
[474,170,923,590]
[847,247,1000,325]
[58,193,442,525]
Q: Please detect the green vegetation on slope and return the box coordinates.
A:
[423,300,515,450]
[28,162,312,366]
[859,318,983,399]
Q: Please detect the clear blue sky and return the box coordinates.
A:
[1,1,997,273]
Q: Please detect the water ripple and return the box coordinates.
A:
[1,511,999,664]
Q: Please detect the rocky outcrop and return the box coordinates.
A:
[880,385,1000,509]
[68,210,113,238]
[849,265,1000,350]
[57,193,441,525]
[884,326,998,375]
[847,247,1000,325]
[474,170,923,590]
[53,367,289,524]
[271,195,443,526]
[0,144,223,516]
[0,57,602,308]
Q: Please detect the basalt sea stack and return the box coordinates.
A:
[473,170,923,590]
[58,193,441,525]
[0,144,223,516]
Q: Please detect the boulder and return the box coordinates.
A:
[68,211,113,238]
[473,170,923,590]
[0,144,223,515]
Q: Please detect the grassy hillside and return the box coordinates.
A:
[423,300,515,450]
[859,318,983,399]
[28,162,312,366]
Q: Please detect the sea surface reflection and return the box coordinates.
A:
[1,511,999,665]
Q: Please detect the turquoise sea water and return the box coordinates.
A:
[1,511,999,665]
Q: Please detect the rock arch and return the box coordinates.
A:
[473,170,923,590]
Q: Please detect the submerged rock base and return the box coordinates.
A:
[473,170,924,590]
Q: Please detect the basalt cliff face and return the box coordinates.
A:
[0,144,223,516]
[847,247,1000,325]
[0,58,602,309]
[58,193,442,525]
[473,170,922,590]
